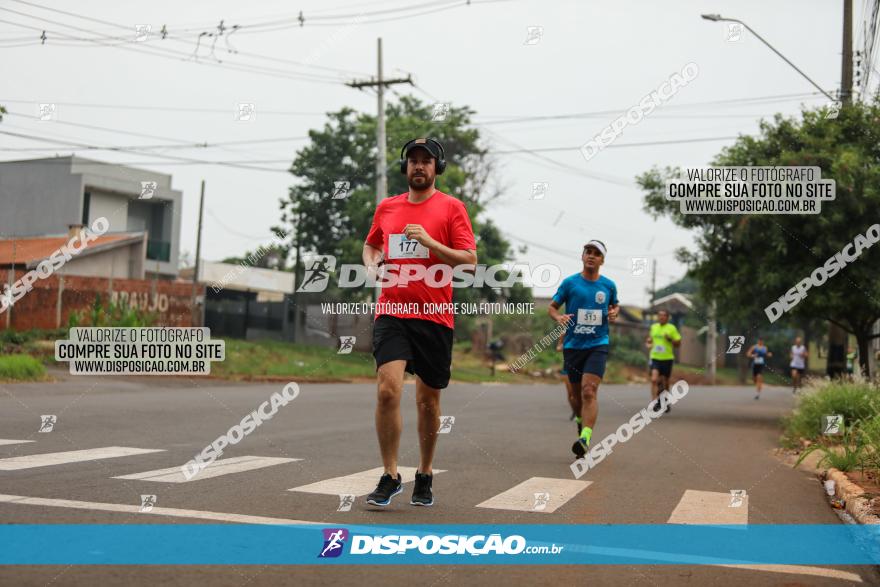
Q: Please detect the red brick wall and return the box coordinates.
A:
[1,270,199,330]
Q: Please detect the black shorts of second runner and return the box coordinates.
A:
[372,315,454,389]
[753,364,765,377]
[563,345,610,384]
[650,359,674,378]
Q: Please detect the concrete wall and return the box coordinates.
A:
[1,269,197,331]
[88,190,128,233]
[0,156,182,278]
[0,158,83,236]
[73,158,181,278]
[678,325,705,367]
[55,239,146,279]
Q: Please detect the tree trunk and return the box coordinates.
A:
[827,322,848,378]
[855,329,871,378]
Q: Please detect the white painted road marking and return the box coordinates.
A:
[0,447,164,471]
[0,494,321,525]
[0,439,34,446]
[718,564,863,583]
[288,466,446,496]
[667,489,748,525]
[668,490,861,582]
[113,456,302,483]
[476,476,591,513]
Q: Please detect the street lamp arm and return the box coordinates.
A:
[701,15,836,101]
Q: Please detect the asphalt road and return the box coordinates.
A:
[0,372,876,586]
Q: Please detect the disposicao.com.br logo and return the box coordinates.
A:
[317,528,563,558]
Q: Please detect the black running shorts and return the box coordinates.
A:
[753,363,765,377]
[650,359,674,378]
[563,344,610,383]
[372,315,454,389]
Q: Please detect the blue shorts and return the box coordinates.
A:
[563,345,610,383]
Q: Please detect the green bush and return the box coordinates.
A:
[794,427,869,472]
[782,380,880,445]
[0,329,65,345]
[0,354,46,380]
[859,416,880,471]
[68,295,156,328]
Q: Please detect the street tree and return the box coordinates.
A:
[638,99,880,375]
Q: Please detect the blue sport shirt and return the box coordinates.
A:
[552,273,619,350]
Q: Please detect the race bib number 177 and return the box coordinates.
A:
[388,234,430,259]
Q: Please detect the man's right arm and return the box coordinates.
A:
[549,301,573,327]
[363,242,383,266]
[363,202,384,271]
[362,242,383,281]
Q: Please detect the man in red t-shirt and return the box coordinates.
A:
[362,137,477,508]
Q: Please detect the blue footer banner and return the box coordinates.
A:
[1,524,878,565]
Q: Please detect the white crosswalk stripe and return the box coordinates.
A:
[0,439,34,446]
[666,489,862,582]
[0,447,164,471]
[113,456,301,483]
[667,489,749,525]
[476,476,591,513]
[288,466,446,496]
[0,494,321,525]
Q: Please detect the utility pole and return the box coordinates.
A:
[292,199,302,343]
[376,38,387,209]
[707,300,717,384]
[841,0,853,103]
[347,38,413,208]
[192,179,205,327]
[650,260,657,307]
[828,0,854,375]
[347,38,413,302]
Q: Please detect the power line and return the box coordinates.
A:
[410,82,634,187]
[0,116,300,165]
[487,136,740,153]
[8,0,370,77]
[472,92,827,126]
[505,232,684,280]
[0,129,292,173]
[0,98,327,117]
[0,128,310,152]
[229,0,508,33]
[0,11,346,85]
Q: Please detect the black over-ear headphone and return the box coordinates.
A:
[399,138,446,175]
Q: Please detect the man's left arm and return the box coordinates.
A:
[403,203,477,267]
[608,284,620,322]
[405,222,476,266]
[670,325,682,348]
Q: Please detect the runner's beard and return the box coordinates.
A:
[408,174,432,190]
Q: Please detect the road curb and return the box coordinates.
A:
[825,468,880,525]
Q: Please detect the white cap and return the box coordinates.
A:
[584,240,607,256]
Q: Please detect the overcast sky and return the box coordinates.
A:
[2,0,874,305]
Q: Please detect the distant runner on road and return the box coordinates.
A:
[790,336,807,394]
[644,309,681,413]
[362,137,477,508]
[548,240,619,460]
[747,338,772,400]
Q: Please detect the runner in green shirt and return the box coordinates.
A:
[644,310,681,413]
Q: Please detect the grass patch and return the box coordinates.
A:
[214,338,376,380]
[0,354,47,381]
[782,380,880,446]
[217,337,729,385]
